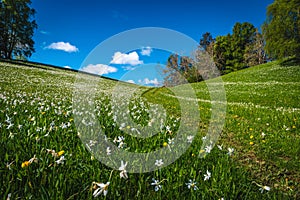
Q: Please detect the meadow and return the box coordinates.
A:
[0,59,299,199]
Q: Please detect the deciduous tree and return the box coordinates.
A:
[262,0,300,60]
[0,0,37,59]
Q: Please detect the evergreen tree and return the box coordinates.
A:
[231,22,256,70]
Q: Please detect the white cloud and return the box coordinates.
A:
[126,80,135,84]
[122,66,136,71]
[140,46,152,56]
[110,51,143,65]
[81,64,117,75]
[63,66,71,69]
[46,42,78,53]
[138,78,160,86]
[40,30,50,35]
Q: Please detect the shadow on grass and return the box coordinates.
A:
[279,57,300,67]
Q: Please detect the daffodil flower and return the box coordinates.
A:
[205,144,213,153]
[55,156,66,165]
[217,144,223,150]
[187,135,194,143]
[93,182,110,197]
[155,159,163,167]
[21,155,38,168]
[204,170,211,181]
[186,179,198,190]
[227,147,234,156]
[119,160,128,179]
[259,185,271,193]
[151,178,162,191]
[106,147,111,155]
[57,150,64,157]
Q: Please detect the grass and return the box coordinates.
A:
[0,59,299,199]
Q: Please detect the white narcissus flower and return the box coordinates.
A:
[217,144,223,150]
[106,147,111,155]
[151,178,162,191]
[204,170,211,181]
[119,160,128,179]
[155,159,163,167]
[227,147,234,156]
[28,155,38,163]
[168,138,174,145]
[55,156,66,165]
[187,135,194,143]
[259,185,271,193]
[186,179,198,190]
[93,182,110,197]
[205,144,213,153]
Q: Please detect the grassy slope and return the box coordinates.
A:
[145,60,300,195]
[0,60,299,199]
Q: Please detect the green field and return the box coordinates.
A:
[0,59,299,199]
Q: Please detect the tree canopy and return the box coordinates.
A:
[262,0,300,60]
[213,22,261,74]
[163,22,267,86]
[0,0,37,59]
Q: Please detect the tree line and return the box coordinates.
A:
[164,0,300,86]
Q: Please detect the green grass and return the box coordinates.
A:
[0,59,299,199]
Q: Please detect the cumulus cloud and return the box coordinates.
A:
[126,80,135,84]
[63,66,71,69]
[140,46,152,56]
[81,64,117,75]
[138,78,160,86]
[46,42,78,53]
[110,51,143,65]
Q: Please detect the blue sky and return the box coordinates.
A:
[30,0,274,86]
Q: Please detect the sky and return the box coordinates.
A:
[30,0,274,86]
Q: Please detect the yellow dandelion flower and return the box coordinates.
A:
[126,125,131,129]
[249,141,254,145]
[41,112,46,115]
[262,140,266,143]
[292,125,296,129]
[21,161,31,168]
[191,153,195,157]
[163,142,168,147]
[250,135,254,139]
[57,150,64,157]
[249,128,253,131]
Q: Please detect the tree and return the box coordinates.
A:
[213,22,257,74]
[244,29,267,66]
[231,22,256,70]
[0,0,37,59]
[200,32,214,50]
[262,0,300,60]
[163,54,199,86]
[213,34,233,74]
[199,32,215,57]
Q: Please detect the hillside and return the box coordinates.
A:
[0,60,299,199]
